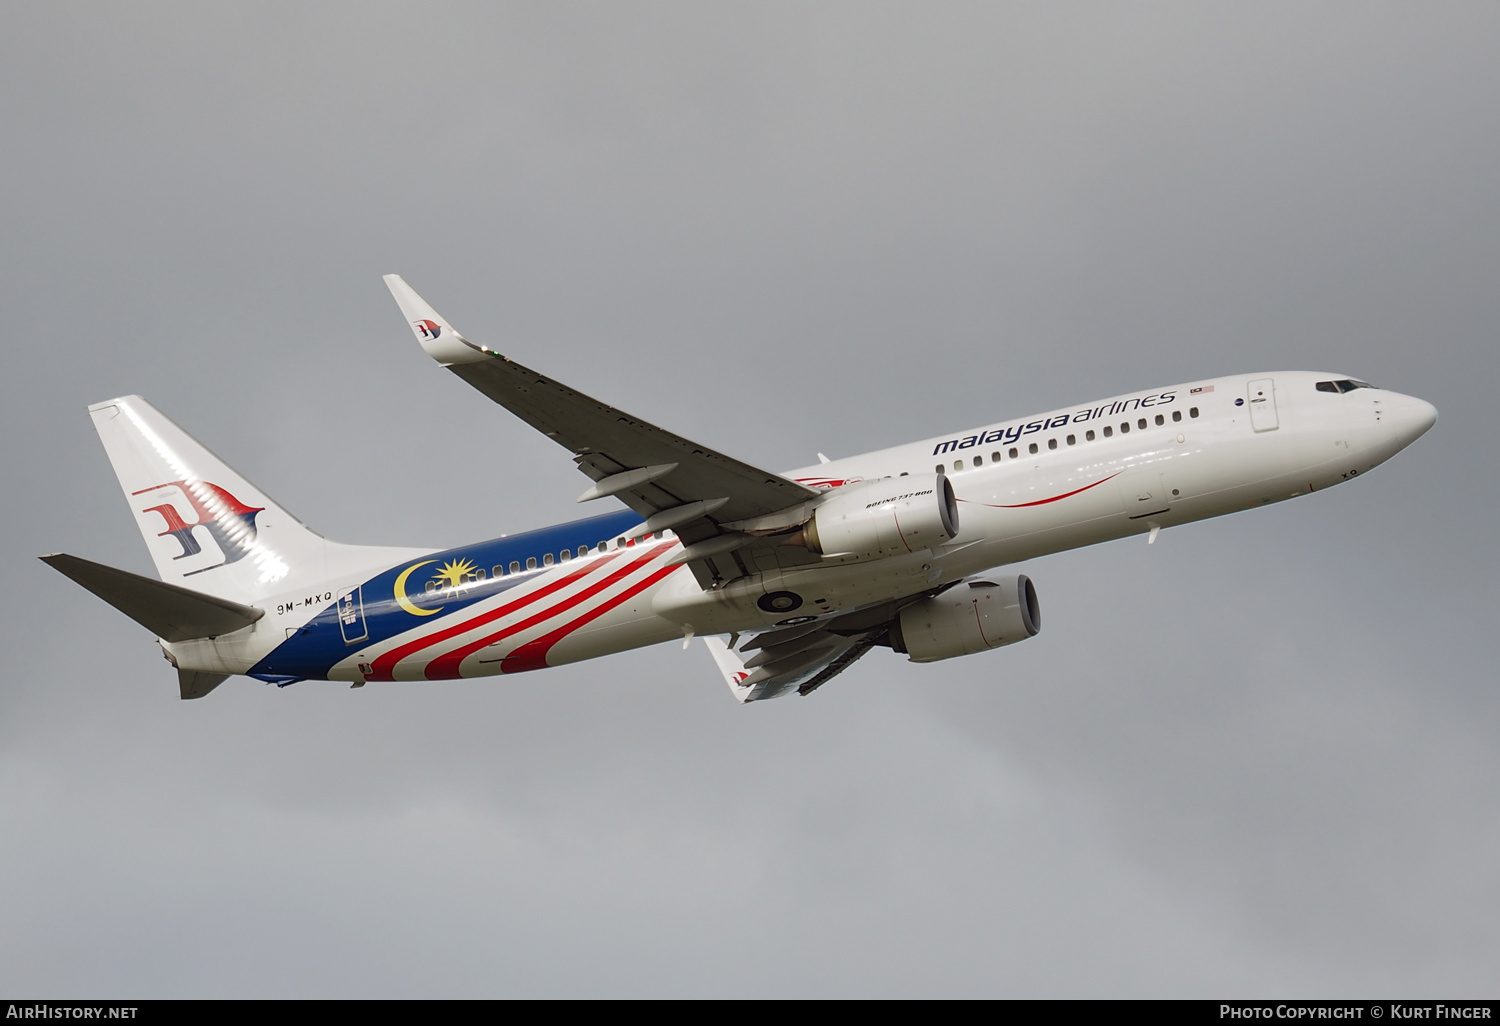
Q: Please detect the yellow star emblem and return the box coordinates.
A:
[431,557,478,589]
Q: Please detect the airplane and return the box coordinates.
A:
[42,275,1438,702]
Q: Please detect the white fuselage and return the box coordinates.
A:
[165,371,1436,684]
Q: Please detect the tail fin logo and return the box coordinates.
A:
[414,319,442,341]
[132,480,265,576]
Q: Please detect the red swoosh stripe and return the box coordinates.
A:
[501,563,680,674]
[366,552,622,681]
[423,546,667,680]
[970,472,1120,509]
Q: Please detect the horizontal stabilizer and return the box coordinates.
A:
[41,553,264,642]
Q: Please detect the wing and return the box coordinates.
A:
[703,630,881,703]
[700,593,928,701]
[385,275,822,587]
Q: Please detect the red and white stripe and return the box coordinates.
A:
[364,540,681,682]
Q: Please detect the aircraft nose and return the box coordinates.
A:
[1388,393,1438,447]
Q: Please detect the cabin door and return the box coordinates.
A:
[1248,378,1279,432]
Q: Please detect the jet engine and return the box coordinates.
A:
[795,475,959,559]
[890,575,1040,662]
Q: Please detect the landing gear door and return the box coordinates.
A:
[337,586,368,645]
[1248,378,1279,432]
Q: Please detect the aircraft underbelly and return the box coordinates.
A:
[542,601,682,667]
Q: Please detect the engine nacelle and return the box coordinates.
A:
[801,475,959,559]
[890,575,1041,663]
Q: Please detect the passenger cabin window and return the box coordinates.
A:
[1008,447,1018,459]
[493,565,506,577]
[954,460,963,471]
[991,451,1002,463]
[543,553,554,566]
[560,549,571,562]
[1155,414,1164,426]
[1103,426,1113,437]
[510,561,521,574]
[935,464,944,474]
[1120,422,1130,433]
[1066,434,1076,445]
[1028,442,1038,454]
[1172,410,1182,422]
[1086,430,1096,441]
[973,455,983,466]
[526,557,537,570]
[578,546,589,558]
[1190,407,1199,418]
[1048,438,1057,450]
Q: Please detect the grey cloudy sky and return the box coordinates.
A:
[3,2,1497,997]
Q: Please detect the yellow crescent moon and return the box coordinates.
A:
[394,561,443,617]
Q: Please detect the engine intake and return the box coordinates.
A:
[890,575,1040,663]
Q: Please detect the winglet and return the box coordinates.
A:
[382,274,489,366]
[702,636,756,704]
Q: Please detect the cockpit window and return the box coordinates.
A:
[1316,379,1376,393]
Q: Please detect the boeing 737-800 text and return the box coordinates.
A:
[43,277,1437,701]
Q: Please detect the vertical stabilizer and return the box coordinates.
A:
[88,396,418,604]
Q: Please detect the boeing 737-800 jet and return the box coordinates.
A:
[43,277,1437,701]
